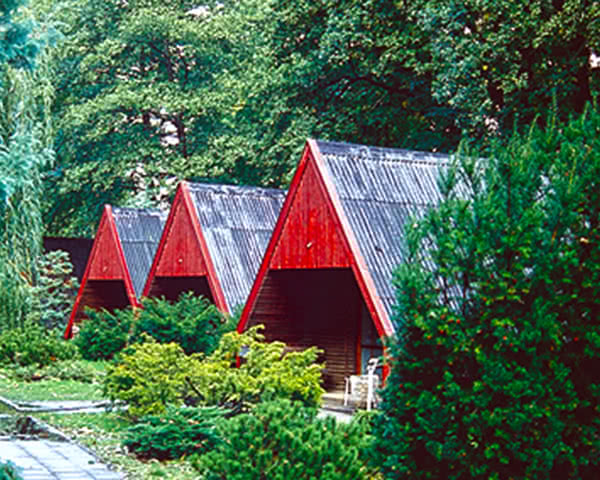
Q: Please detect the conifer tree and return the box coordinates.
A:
[374,106,600,479]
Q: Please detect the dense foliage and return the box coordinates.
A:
[0,0,54,329]
[195,398,377,480]
[30,250,78,331]
[42,0,599,234]
[74,308,133,361]
[0,322,78,367]
[103,326,324,417]
[373,106,600,479]
[0,461,22,480]
[131,293,230,355]
[186,325,324,412]
[123,406,223,460]
[103,339,190,418]
[75,293,230,360]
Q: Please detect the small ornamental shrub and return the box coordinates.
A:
[8,359,105,383]
[0,461,23,480]
[103,338,191,418]
[31,250,79,331]
[74,308,132,361]
[194,398,378,480]
[123,406,224,460]
[0,322,79,367]
[132,293,231,355]
[186,325,325,412]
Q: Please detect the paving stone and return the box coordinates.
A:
[0,440,123,480]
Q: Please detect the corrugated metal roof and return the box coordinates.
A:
[112,207,168,299]
[316,140,451,328]
[187,183,286,312]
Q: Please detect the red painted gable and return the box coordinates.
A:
[88,213,127,280]
[271,158,351,269]
[155,194,208,277]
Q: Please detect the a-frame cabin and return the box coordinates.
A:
[64,206,167,338]
[143,182,286,313]
[237,139,449,390]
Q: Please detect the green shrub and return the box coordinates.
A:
[123,406,224,460]
[186,325,325,412]
[0,461,22,480]
[132,293,231,355]
[195,399,377,480]
[74,308,132,361]
[8,359,105,383]
[30,250,79,331]
[373,107,600,479]
[0,322,79,367]
[103,338,191,418]
[104,325,324,417]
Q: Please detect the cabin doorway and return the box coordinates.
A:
[247,267,382,391]
[74,279,129,324]
[145,276,214,303]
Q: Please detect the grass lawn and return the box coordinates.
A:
[37,412,201,479]
[0,362,105,403]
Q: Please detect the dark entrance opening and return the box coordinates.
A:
[247,268,382,391]
[74,279,129,324]
[145,276,214,303]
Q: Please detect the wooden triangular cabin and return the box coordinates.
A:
[64,206,167,338]
[237,139,449,390]
[143,182,286,313]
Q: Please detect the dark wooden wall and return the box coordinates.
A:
[74,279,130,324]
[145,276,214,303]
[249,268,362,391]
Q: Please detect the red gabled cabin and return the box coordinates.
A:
[143,182,286,313]
[238,139,450,390]
[64,206,167,338]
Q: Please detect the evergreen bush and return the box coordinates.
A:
[74,308,132,361]
[0,461,22,480]
[0,322,79,367]
[123,406,223,460]
[195,398,378,480]
[132,293,231,355]
[30,250,79,331]
[103,338,190,418]
[186,325,324,412]
[373,106,600,479]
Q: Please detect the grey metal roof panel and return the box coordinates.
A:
[112,207,168,298]
[187,183,286,312]
[316,140,450,329]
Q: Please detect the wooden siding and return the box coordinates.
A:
[88,216,126,280]
[73,280,129,324]
[248,269,361,390]
[155,196,208,277]
[145,276,214,303]
[271,160,351,269]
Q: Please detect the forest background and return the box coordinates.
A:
[9,0,597,236]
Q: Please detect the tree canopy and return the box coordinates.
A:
[42,0,600,235]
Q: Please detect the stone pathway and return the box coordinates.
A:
[0,439,123,479]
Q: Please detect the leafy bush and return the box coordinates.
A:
[373,107,600,479]
[104,325,324,418]
[186,325,325,411]
[0,461,22,480]
[132,293,231,355]
[123,406,224,460]
[8,359,105,383]
[30,250,79,331]
[0,322,79,367]
[74,293,233,361]
[103,338,191,418]
[194,399,377,480]
[74,308,132,361]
